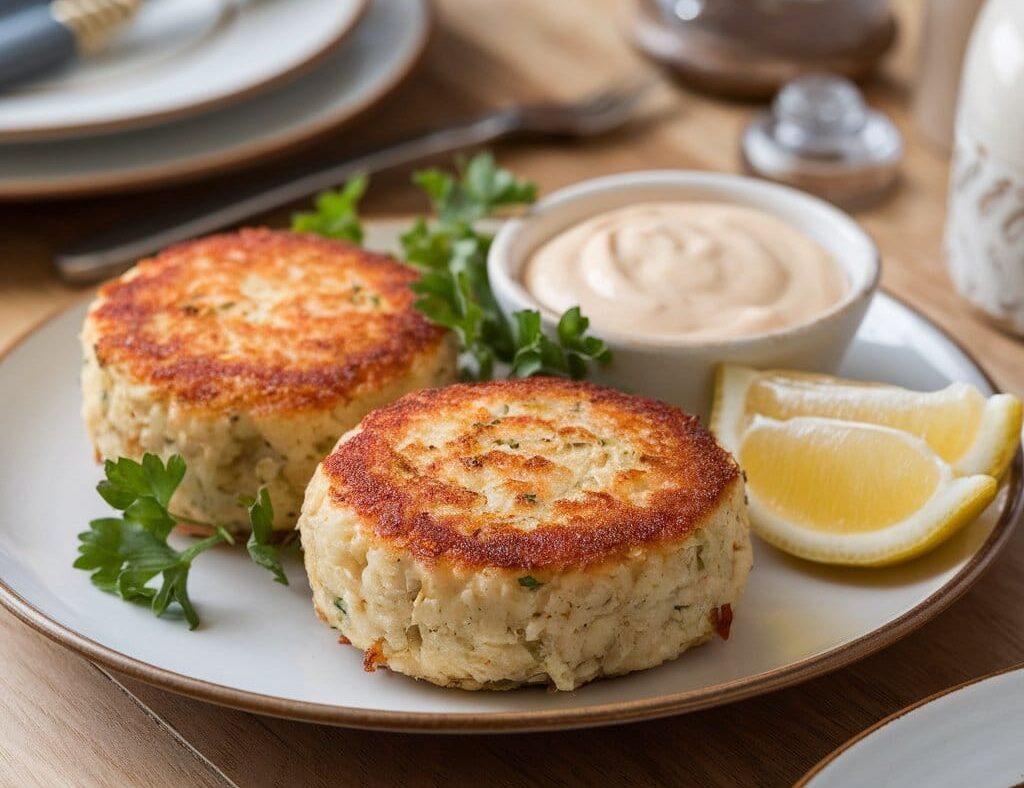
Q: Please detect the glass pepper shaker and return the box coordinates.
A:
[741,73,902,209]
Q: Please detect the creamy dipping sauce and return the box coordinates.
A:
[522,202,848,341]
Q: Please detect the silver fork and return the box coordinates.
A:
[56,82,652,284]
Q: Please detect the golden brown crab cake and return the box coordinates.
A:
[298,377,752,691]
[81,229,457,531]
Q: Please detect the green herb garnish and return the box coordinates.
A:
[239,487,289,586]
[74,454,288,629]
[413,151,537,225]
[291,174,367,244]
[518,575,543,590]
[510,307,611,379]
[333,597,347,614]
[293,153,612,381]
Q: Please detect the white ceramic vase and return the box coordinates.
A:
[913,0,985,154]
[945,0,1024,336]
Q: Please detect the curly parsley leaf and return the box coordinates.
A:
[241,487,289,586]
[75,453,286,629]
[291,173,367,244]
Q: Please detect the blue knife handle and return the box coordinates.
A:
[0,1,48,14]
[0,4,76,88]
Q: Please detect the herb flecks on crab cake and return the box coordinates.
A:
[81,229,458,531]
[298,377,753,691]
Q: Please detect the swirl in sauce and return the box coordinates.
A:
[522,202,848,341]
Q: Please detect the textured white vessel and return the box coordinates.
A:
[946,0,1024,335]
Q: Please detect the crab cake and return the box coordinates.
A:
[81,229,457,531]
[298,378,752,691]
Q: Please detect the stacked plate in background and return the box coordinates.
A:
[0,0,430,199]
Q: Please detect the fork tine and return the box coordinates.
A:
[584,79,656,115]
[515,76,660,136]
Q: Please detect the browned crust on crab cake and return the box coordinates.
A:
[322,377,743,570]
[87,228,449,414]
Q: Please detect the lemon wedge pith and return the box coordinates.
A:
[711,364,1022,478]
[740,416,998,566]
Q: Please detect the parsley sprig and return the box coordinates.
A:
[413,153,537,226]
[74,454,288,629]
[241,488,288,586]
[291,174,367,244]
[511,307,612,379]
[292,153,612,381]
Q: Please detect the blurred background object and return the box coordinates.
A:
[632,0,896,99]
[913,0,985,154]
[0,0,368,141]
[0,0,413,197]
[0,0,139,90]
[742,73,902,209]
[56,81,651,283]
[945,0,1024,337]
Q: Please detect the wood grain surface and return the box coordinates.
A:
[0,610,229,787]
[2,1,1023,786]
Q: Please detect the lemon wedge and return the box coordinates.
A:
[739,416,998,566]
[711,365,1022,478]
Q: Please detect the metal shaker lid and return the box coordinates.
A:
[742,74,902,208]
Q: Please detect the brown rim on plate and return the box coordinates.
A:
[0,0,370,143]
[0,1,433,201]
[0,288,1020,733]
[794,662,1024,787]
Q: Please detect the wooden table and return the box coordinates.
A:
[2,1,1022,785]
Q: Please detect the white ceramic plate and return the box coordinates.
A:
[799,665,1024,787]
[0,228,1019,731]
[0,0,430,199]
[0,0,367,141]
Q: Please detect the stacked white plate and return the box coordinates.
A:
[0,0,431,199]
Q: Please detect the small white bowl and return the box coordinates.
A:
[488,170,881,418]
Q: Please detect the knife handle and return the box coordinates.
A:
[0,4,76,87]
